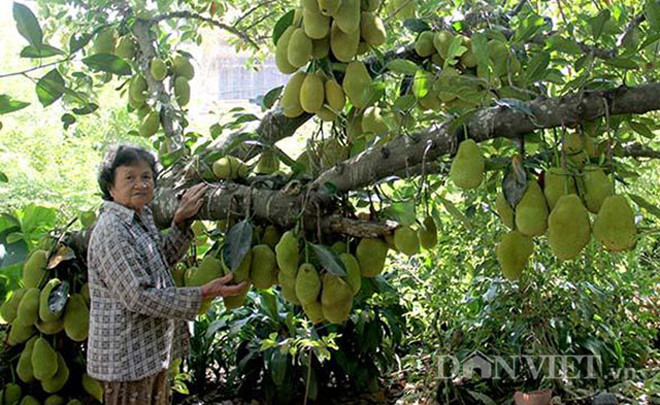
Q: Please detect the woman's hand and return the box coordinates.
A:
[200,273,248,299]
[173,183,208,229]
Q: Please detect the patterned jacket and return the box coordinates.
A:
[86,201,203,382]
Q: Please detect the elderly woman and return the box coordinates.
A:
[86,145,246,404]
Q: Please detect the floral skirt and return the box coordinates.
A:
[102,368,169,405]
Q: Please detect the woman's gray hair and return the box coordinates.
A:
[97,144,160,201]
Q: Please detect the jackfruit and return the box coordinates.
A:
[495,192,515,229]
[256,151,280,175]
[515,180,548,237]
[66,400,83,405]
[357,41,370,55]
[300,72,325,113]
[276,230,299,276]
[18,396,39,405]
[414,31,435,57]
[496,230,534,281]
[63,294,89,342]
[356,238,388,277]
[449,139,484,190]
[81,282,90,304]
[251,245,277,289]
[172,55,195,80]
[139,110,160,137]
[544,168,577,210]
[278,270,301,304]
[17,288,39,325]
[330,241,347,254]
[547,195,591,260]
[23,249,49,289]
[318,0,342,16]
[325,79,346,113]
[593,195,637,252]
[311,37,330,59]
[460,38,477,68]
[92,28,117,54]
[128,74,148,103]
[418,87,443,111]
[321,274,353,324]
[302,0,331,39]
[343,61,372,108]
[188,256,223,287]
[293,7,304,26]
[212,156,249,180]
[280,71,306,117]
[330,21,360,62]
[339,253,361,295]
[302,300,325,323]
[581,166,612,214]
[40,352,68,393]
[171,266,186,287]
[418,216,438,249]
[295,263,321,304]
[45,396,65,405]
[433,30,454,59]
[115,36,136,60]
[174,76,190,106]
[334,0,361,33]
[82,373,103,402]
[489,40,509,77]
[288,28,313,68]
[39,278,63,322]
[360,12,386,46]
[17,336,37,382]
[276,26,299,74]
[1,288,26,323]
[35,318,64,335]
[262,225,281,248]
[361,106,389,135]
[32,337,58,381]
[3,383,21,405]
[150,58,167,81]
[222,286,249,310]
[361,0,380,11]
[8,320,35,346]
[184,266,198,286]
[394,226,420,256]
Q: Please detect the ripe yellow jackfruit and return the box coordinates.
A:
[339,253,361,295]
[63,294,89,342]
[128,74,148,103]
[394,226,420,256]
[515,180,549,237]
[32,337,58,381]
[115,36,136,60]
[279,71,306,117]
[174,77,190,106]
[325,78,346,113]
[39,279,63,322]
[17,287,39,325]
[150,58,167,81]
[593,195,637,252]
[356,238,388,277]
[172,55,195,80]
[139,110,160,137]
[251,245,277,289]
[449,139,484,190]
[311,37,330,59]
[343,61,372,108]
[17,336,37,383]
[433,30,454,59]
[35,318,64,335]
[581,166,612,214]
[318,0,342,16]
[360,12,386,46]
[302,0,331,39]
[334,0,361,33]
[496,231,534,281]
[1,288,26,324]
[418,216,438,249]
[8,319,35,346]
[495,192,515,229]
[414,31,435,57]
[276,230,299,277]
[23,250,49,289]
[330,21,360,62]
[295,263,321,304]
[302,300,325,324]
[82,373,103,402]
[288,28,313,68]
[321,274,353,324]
[276,26,299,74]
[547,195,591,260]
[300,72,325,113]
[212,156,249,180]
[92,28,117,54]
[544,168,577,210]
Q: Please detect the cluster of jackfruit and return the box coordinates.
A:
[0,244,103,404]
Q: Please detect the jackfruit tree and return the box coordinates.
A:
[1,0,660,402]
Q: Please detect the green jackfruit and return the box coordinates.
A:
[356,238,388,277]
[82,373,103,402]
[418,87,443,111]
[496,231,534,281]
[3,383,22,405]
[515,180,549,237]
[256,150,280,175]
[275,230,299,276]
[184,266,197,287]
[394,226,420,256]
[128,75,148,103]
[41,353,69,394]
[330,20,360,62]
[418,216,438,249]
[39,278,63,322]
[311,37,330,59]
[318,0,342,16]
[449,139,484,190]
[295,263,321,304]
[35,318,64,335]
[547,195,591,260]
[582,166,612,214]
[343,61,372,108]
[361,0,380,11]
[334,0,361,33]
[321,274,353,324]
[433,30,454,59]
[32,337,58,381]
[495,192,515,229]
[63,294,89,342]
[593,195,637,252]
[188,256,223,287]
[330,241,347,254]
[339,253,361,295]
[115,36,136,60]
[278,270,300,305]
[139,110,160,137]
[360,12,386,46]
[172,55,194,80]
[67,400,83,405]
[17,336,38,383]
[212,156,248,180]
[460,38,477,68]
[276,26,299,74]
[17,288,40,325]
[300,72,325,113]
[171,266,186,287]
[544,168,577,210]
[1,288,26,324]
[8,319,35,346]
[23,249,49,289]
[361,106,389,135]
[415,31,435,57]
[93,28,117,54]
[45,395,65,405]
[262,225,281,248]
[489,40,509,77]
[302,0,331,39]
[251,245,277,289]
[325,78,346,113]
[288,28,313,68]
[18,396,39,405]
[279,71,306,117]
[150,58,167,81]
[174,76,190,106]
[302,300,325,324]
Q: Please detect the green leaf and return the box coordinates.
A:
[6,232,24,244]
[403,19,431,33]
[639,33,660,49]
[547,36,583,55]
[437,196,472,230]
[443,36,467,68]
[0,171,7,183]
[20,44,65,58]
[273,9,294,46]
[72,103,98,115]
[0,95,30,114]
[525,51,550,83]
[629,121,655,139]
[269,349,288,386]
[629,193,660,221]
[604,58,639,69]
[381,201,417,226]
[311,243,346,276]
[385,59,419,75]
[590,9,610,41]
[262,86,283,109]
[225,219,253,272]
[393,94,416,111]
[20,203,56,234]
[0,227,28,269]
[13,2,43,46]
[646,0,660,31]
[471,33,490,72]
[412,69,430,99]
[69,33,93,54]
[36,69,66,107]
[82,54,132,76]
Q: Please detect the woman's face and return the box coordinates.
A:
[109,160,155,213]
